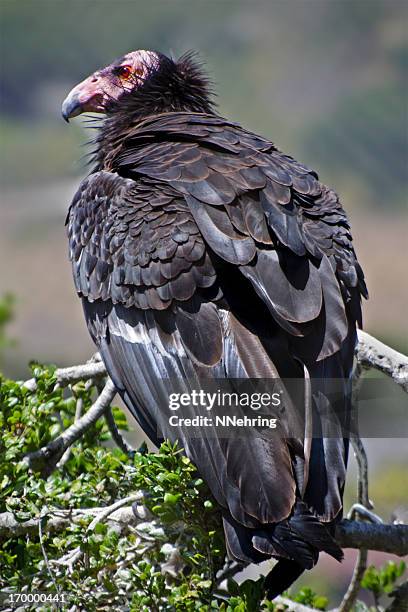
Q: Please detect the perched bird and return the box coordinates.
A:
[62,50,367,598]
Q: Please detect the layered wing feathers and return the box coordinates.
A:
[67,171,217,311]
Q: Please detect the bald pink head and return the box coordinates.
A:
[61,50,159,121]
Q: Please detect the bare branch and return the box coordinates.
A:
[335,520,408,557]
[57,395,84,469]
[338,362,372,612]
[51,494,144,572]
[23,358,106,392]
[0,498,143,542]
[1,507,406,555]
[216,560,243,587]
[104,407,136,457]
[356,330,408,392]
[337,549,368,612]
[25,379,116,477]
[350,437,372,510]
[38,516,60,593]
[87,494,143,532]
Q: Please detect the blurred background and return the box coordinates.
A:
[0,0,407,604]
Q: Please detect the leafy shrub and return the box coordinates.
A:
[0,365,260,610]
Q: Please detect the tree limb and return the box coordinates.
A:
[337,361,370,612]
[56,394,84,469]
[23,357,106,392]
[1,507,406,554]
[87,494,143,532]
[25,379,116,477]
[0,500,143,542]
[49,493,144,572]
[104,405,136,458]
[335,520,408,557]
[356,330,408,392]
[337,550,368,612]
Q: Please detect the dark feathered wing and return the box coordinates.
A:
[67,112,366,576]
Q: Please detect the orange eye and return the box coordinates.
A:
[117,65,133,79]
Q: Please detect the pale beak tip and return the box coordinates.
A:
[61,93,83,123]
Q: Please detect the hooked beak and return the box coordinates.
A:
[62,74,105,122]
[62,92,83,122]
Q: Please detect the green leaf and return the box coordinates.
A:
[163,492,181,504]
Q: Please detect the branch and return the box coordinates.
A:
[216,560,243,587]
[50,494,144,572]
[356,330,408,392]
[57,394,84,469]
[25,379,116,477]
[38,515,60,594]
[337,551,367,612]
[23,356,106,392]
[0,497,143,542]
[350,437,372,511]
[338,368,372,612]
[104,406,136,458]
[87,494,143,532]
[335,520,408,557]
[1,508,406,555]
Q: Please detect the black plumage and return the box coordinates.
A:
[64,51,367,598]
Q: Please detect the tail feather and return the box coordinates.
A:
[223,500,343,596]
[290,501,343,561]
[253,525,316,569]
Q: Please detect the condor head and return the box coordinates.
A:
[61,50,214,122]
[61,50,160,121]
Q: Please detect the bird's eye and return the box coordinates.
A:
[116,65,133,80]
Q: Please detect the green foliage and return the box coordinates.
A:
[226,576,271,611]
[360,560,406,608]
[1,362,404,610]
[291,587,328,610]
[0,365,128,519]
[0,363,275,610]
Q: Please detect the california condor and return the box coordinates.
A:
[62,50,367,598]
